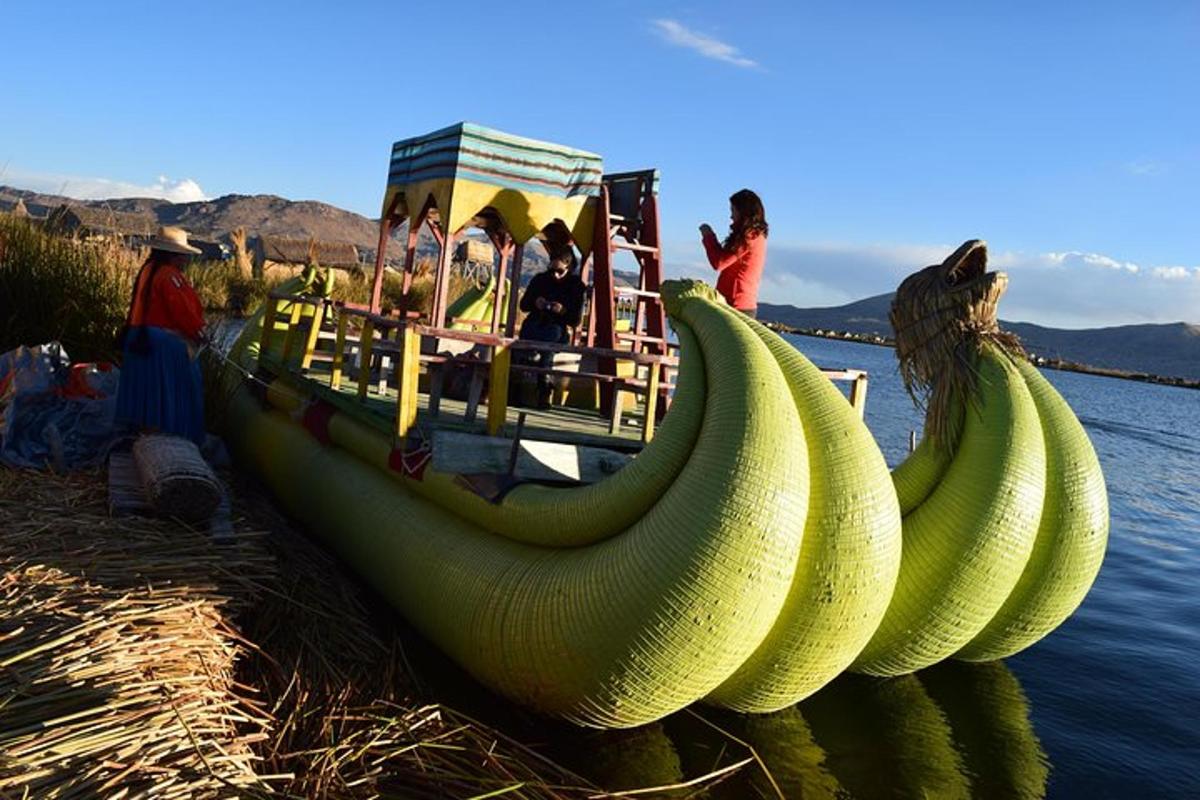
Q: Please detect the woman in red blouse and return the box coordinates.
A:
[699,189,769,317]
[115,226,208,444]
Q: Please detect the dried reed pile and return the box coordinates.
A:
[0,469,277,798]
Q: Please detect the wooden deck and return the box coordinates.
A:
[278,357,650,452]
[253,294,870,476]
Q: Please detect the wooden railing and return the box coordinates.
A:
[258,292,870,449]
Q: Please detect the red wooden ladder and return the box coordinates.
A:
[584,170,669,414]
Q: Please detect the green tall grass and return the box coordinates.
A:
[0,215,478,363]
[0,216,138,362]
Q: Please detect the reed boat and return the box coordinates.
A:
[220,124,1108,728]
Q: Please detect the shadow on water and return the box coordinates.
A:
[398,618,1049,798]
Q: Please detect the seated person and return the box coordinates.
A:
[518,250,585,408]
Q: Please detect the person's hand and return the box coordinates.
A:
[549,301,564,315]
[535,297,548,310]
[699,223,714,238]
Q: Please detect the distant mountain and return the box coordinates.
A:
[760,295,1200,382]
[0,185,562,271]
[0,185,386,248]
[760,294,894,336]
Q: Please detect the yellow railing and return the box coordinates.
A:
[257,291,870,448]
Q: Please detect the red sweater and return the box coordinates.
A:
[127,262,206,341]
[701,228,766,311]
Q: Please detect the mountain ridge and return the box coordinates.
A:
[759,295,1200,382]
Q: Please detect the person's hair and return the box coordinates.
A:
[549,248,577,272]
[723,189,769,250]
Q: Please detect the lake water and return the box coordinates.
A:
[402,333,1199,798]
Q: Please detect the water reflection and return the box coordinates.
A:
[396,586,1048,797]
[542,661,1048,798]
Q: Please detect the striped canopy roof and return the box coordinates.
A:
[382,123,604,255]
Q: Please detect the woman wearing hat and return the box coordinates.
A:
[115,226,208,444]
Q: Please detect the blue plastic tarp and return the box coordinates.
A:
[0,343,120,469]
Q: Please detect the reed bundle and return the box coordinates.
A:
[0,469,277,798]
[889,240,1024,449]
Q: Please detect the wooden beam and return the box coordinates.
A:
[642,363,660,444]
[504,243,524,338]
[259,297,281,358]
[398,220,419,309]
[369,195,401,314]
[592,185,618,413]
[356,318,375,400]
[431,230,455,328]
[300,300,325,371]
[638,184,667,355]
[491,242,511,335]
[849,373,869,419]
[486,343,511,436]
[329,312,348,390]
[280,300,306,364]
[609,385,623,435]
[394,325,420,441]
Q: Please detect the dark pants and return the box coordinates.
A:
[517,318,567,406]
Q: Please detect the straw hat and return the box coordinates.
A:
[148,226,201,255]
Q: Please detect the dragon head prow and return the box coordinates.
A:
[891,239,1024,450]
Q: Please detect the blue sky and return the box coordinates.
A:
[2,1,1197,327]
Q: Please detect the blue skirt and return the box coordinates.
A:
[115,327,205,445]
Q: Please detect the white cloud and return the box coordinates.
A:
[650,19,759,69]
[663,239,1200,328]
[1151,266,1200,281]
[1126,158,1167,176]
[3,167,208,203]
[1044,250,1140,274]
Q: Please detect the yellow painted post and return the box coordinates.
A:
[259,297,281,360]
[394,326,420,440]
[330,312,348,390]
[486,344,511,436]
[300,300,325,371]
[281,300,306,364]
[849,373,869,419]
[356,319,375,400]
[642,363,661,444]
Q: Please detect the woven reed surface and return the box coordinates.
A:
[225,280,813,727]
[132,434,222,523]
[706,310,903,712]
[891,431,953,515]
[956,357,1110,660]
[854,349,1047,676]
